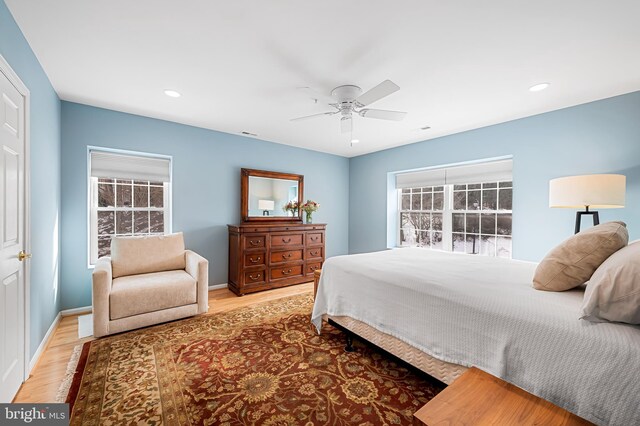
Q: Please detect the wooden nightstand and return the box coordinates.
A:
[414,367,592,425]
[313,269,321,299]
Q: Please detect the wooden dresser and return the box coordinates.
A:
[228,223,326,296]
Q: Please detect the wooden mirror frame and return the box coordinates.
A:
[241,168,304,223]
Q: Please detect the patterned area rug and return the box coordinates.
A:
[65,294,442,425]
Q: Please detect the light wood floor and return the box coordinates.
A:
[14,283,314,403]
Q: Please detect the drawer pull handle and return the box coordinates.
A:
[249,273,261,281]
[311,251,319,256]
[282,269,292,275]
[311,236,319,241]
[282,238,292,243]
[249,256,261,263]
[249,240,261,246]
[282,253,292,259]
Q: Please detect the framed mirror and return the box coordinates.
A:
[241,168,304,222]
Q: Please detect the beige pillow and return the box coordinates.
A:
[111,232,186,278]
[581,241,640,324]
[533,221,628,291]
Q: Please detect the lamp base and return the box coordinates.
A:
[575,209,599,234]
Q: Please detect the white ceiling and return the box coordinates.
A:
[7,0,640,157]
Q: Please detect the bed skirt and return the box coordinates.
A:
[327,315,467,385]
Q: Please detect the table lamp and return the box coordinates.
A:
[258,199,275,216]
[549,174,625,234]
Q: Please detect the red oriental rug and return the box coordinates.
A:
[64,294,442,425]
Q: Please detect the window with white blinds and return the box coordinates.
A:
[88,149,172,265]
[396,159,513,258]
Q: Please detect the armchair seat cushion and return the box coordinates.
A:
[110,270,196,320]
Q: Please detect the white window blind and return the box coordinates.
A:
[90,151,171,182]
[396,159,512,189]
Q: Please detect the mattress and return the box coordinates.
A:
[311,248,640,426]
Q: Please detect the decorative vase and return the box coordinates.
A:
[305,211,313,224]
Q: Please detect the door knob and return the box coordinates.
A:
[18,250,32,261]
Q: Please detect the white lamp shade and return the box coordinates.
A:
[258,199,275,210]
[549,174,625,209]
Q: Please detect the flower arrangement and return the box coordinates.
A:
[300,200,320,223]
[300,200,320,213]
[283,200,299,216]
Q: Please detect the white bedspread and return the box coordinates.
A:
[311,248,640,426]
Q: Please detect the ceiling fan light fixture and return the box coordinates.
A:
[529,82,550,92]
[164,89,181,98]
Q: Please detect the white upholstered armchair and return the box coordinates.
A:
[92,232,208,338]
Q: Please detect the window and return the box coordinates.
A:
[400,186,445,250]
[397,160,512,258]
[88,149,171,265]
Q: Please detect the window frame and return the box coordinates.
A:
[87,147,173,268]
[397,180,512,258]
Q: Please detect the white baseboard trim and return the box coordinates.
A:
[28,285,226,374]
[60,306,92,317]
[209,283,228,291]
[28,312,61,373]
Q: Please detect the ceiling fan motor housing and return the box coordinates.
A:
[331,85,362,103]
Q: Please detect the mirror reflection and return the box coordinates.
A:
[248,176,299,217]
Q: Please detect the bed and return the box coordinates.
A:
[311,248,640,426]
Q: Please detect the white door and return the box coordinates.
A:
[0,66,27,403]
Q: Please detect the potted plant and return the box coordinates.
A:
[300,200,320,224]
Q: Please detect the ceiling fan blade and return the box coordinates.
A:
[359,108,407,121]
[290,111,335,121]
[341,116,352,134]
[356,80,400,106]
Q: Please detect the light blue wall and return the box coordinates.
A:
[0,0,61,358]
[349,92,640,261]
[60,102,350,310]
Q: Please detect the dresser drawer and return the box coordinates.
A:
[244,252,265,267]
[244,269,266,284]
[306,261,322,275]
[271,233,304,247]
[243,235,266,249]
[306,247,323,260]
[270,249,303,264]
[306,232,324,246]
[270,265,303,280]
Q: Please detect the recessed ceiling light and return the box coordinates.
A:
[351,139,360,144]
[529,83,550,92]
[164,89,181,98]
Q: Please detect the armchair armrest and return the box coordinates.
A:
[92,257,113,337]
[185,250,209,313]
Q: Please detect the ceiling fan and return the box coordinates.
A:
[291,80,407,134]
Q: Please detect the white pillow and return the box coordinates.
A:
[581,241,640,324]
